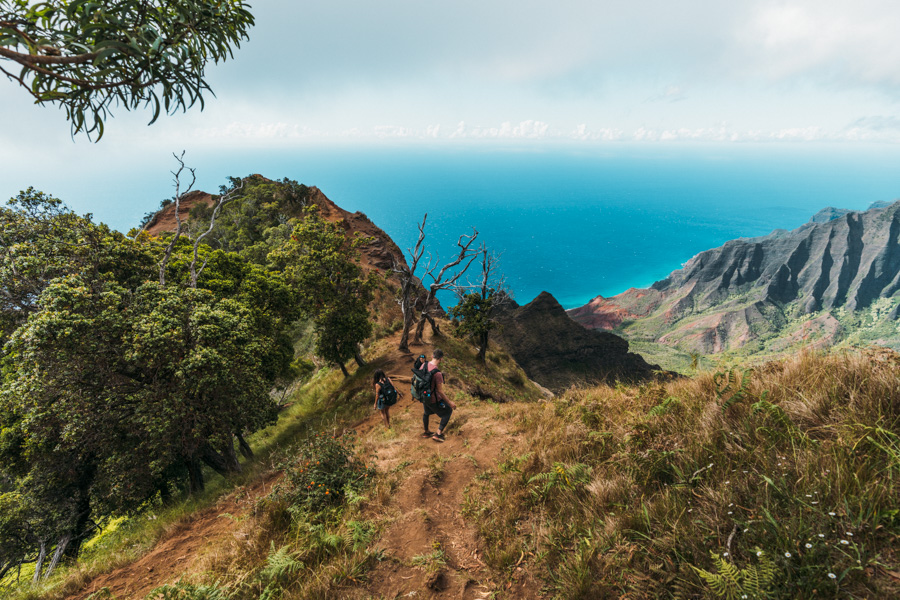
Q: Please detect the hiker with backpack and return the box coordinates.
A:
[373,369,399,428]
[411,348,456,443]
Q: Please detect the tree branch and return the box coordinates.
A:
[158,151,195,286]
[0,46,100,66]
[189,178,244,287]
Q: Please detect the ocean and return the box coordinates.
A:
[24,143,900,309]
[233,144,900,308]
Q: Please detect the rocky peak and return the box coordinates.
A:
[495,291,660,391]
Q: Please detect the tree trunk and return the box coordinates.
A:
[353,351,366,367]
[0,562,13,584]
[32,541,47,584]
[43,533,71,581]
[200,443,237,478]
[476,340,487,363]
[398,312,414,352]
[425,314,441,337]
[413,315,427,344]
[188,457,205,494]
[64,491,93,560]
[236,431,254,459]
[338,362,349,377]
[221,438,242,474]
[159,483,172,504]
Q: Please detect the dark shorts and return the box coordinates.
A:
[423,399,452,419]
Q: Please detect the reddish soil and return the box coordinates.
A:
[70,473,279,600]
[143,190,214,237]
[568,288,660,331]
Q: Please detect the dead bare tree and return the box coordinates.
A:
[158,151,195,286]
[393,214,428,353]
[188,179,244,288]
[154,153,243,289]
[412,227,479,344]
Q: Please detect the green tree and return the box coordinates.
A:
[187,175,312,264]
[0,190,300,578]
[270,208,375,376]
[0,187,154,339]
[0,0,254,138]
[449,247,510,363]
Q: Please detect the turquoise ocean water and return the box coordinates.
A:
[225,145,900,309]
[23,144,900,309]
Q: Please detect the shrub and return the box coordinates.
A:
[273,431,373,513]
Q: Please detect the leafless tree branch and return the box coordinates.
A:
[158,151,195,286]
[189,178,244,288]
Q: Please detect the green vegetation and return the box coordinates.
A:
[0,177,382,585]
[270,207,376,375]
[4,176,899,600]
[466,350,900,598]
[617,293,900,372]
[0,0,254,138]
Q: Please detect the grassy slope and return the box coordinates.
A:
[3,324,545,600]
[466,348,900,599]
[616,295,900,374]
[6,320,900,599]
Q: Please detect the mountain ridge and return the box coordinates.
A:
[569,199,900,355]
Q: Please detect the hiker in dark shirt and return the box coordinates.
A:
[373,369,397,428]
[421,348,456,443]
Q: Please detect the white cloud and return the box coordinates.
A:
[742,0,900,88]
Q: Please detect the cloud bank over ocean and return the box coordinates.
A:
[5,0,900,226]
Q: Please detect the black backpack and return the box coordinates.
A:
[411,361,438,404]
[378,379,398,406]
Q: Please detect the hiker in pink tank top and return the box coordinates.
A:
[420,348,456,443]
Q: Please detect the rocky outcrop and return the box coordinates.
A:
[143,190,214,236]
[570,200,900,353]
[495,291,660,391]
[142,179,405,277]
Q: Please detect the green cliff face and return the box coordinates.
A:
[569,200,900,364]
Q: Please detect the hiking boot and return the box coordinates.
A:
[432,433,446,443]
[421,431,434,438]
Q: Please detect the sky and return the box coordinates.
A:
[4,0,900,226]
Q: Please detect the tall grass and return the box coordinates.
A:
[467,349,900,598]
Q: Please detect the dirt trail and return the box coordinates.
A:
[356,393,538,599]
[70,474,278,600]
[66,332,539,599]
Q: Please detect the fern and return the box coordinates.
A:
[692,548,777,600]
[260,543,305,582]
[649,396,681,417]
[527,462,592,499]
[255,544,306,600]
[146,581,227,600]
[715,369,752,413]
